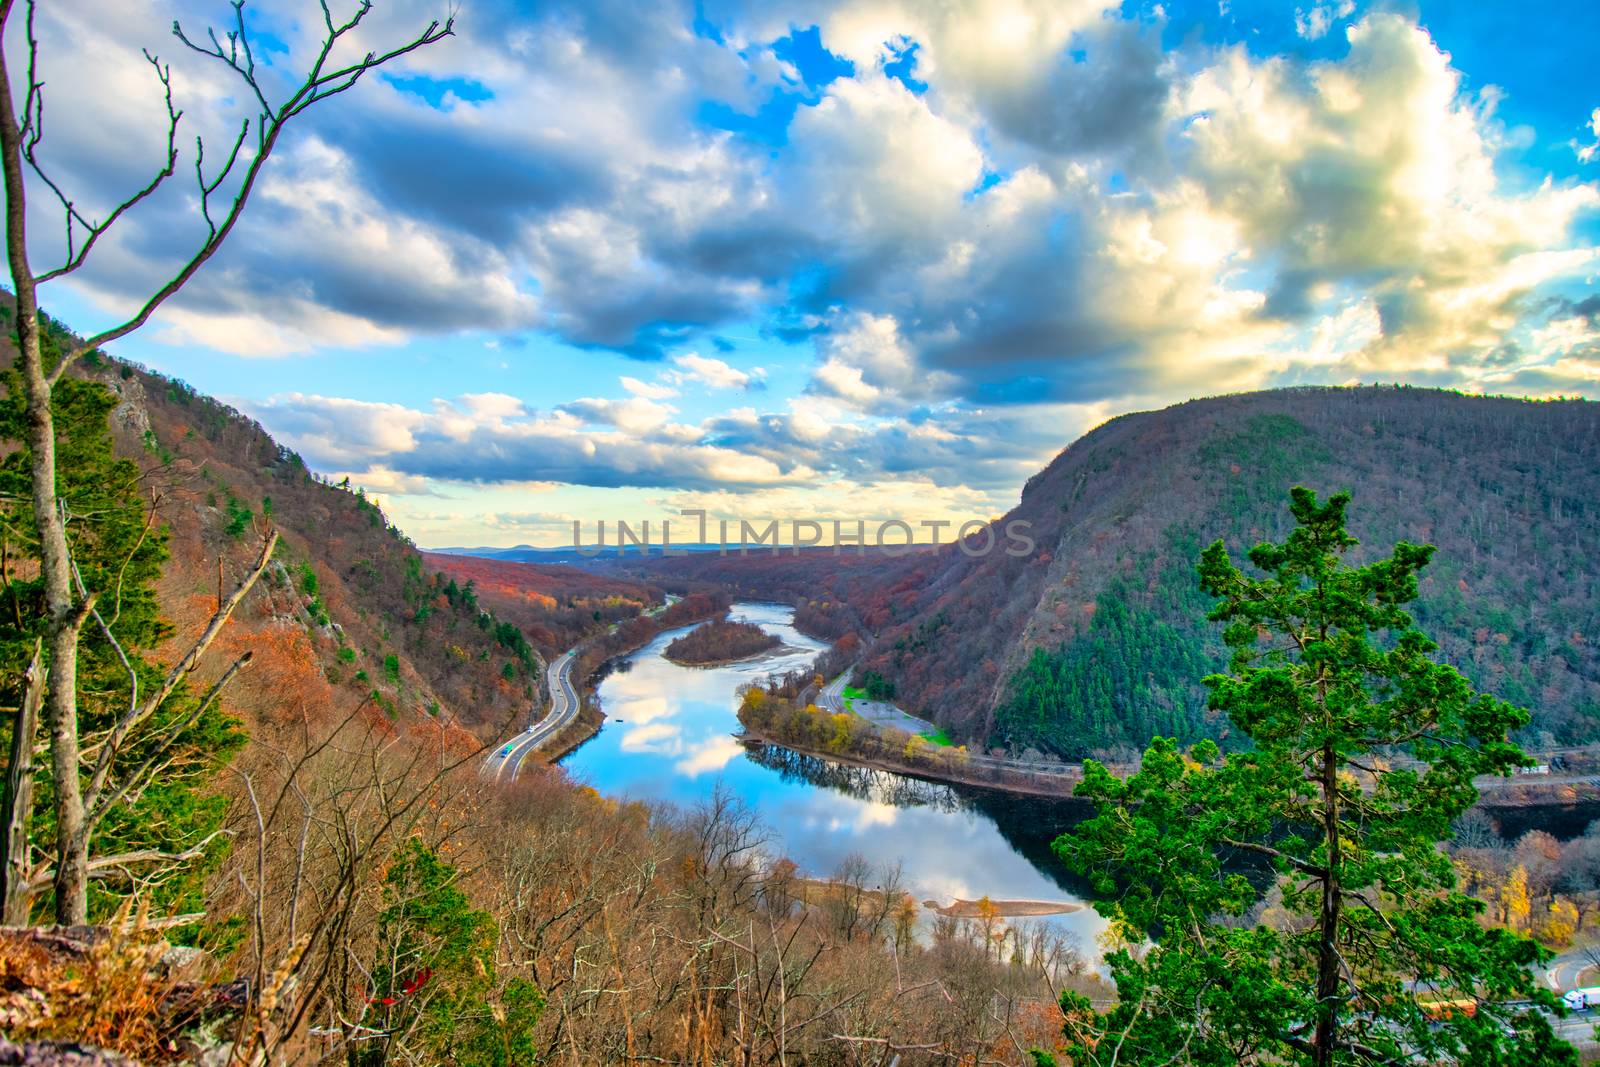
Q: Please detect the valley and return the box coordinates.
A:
[3,2,1597,1058]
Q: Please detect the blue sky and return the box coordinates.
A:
[18,0,1600,546]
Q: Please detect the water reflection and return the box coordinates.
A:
[559,602,1106,945]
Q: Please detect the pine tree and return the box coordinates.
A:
[1046,488,1574,1066]
[356,839,543,1065]
[0,359,243,924]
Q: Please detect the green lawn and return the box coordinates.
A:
[919,728,954,747]
[842,684,865,713]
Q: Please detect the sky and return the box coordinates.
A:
[14,0,1600,548]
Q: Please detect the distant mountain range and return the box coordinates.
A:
[431,543,785,565]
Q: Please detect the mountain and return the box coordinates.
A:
[846,386,1600,757]
[422,552,663,656]
[27,325,549,739]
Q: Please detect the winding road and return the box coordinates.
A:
[485,595,681,783]
[484,648,579,783]
[1546,948,1600,993]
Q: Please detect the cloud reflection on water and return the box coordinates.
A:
[560,602,1107,948]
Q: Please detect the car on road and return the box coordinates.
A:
[1418,998,1476,1021]
[1563,987,1600,1011]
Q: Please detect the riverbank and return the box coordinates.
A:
[735,723,1087,798]
[785,877,1082,921]
[541,701,605,762]
[736,718,1600,810]
[531,595,729,763]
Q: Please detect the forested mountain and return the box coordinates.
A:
[848,387,1600,757]
[3,306,543,740]
[423,552,663,656]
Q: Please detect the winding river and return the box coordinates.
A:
[560,601,1108,947]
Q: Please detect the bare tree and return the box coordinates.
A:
[0,0,454,924]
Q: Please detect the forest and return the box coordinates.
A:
[0,334,1119,1064]
[664,617,781,664]
[423,552,663,658]
[971,394,1600,758]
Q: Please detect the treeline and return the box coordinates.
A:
[424,551,662,656]
[664,617,780,664]
[1450,814,1600,948]
[736,688,1080,795]
[739,687,955,765]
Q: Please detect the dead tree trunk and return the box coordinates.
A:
[0,642,44,923]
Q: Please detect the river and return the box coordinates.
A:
[559,601,1108,948]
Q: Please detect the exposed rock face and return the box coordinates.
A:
[0,926,241,1067]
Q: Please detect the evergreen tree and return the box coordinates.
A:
[0,357,243,924]
[1045,488,1573,1066]
[356,839,543,1066]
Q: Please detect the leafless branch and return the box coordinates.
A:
[39,1,453,385]
[81,527,277,813]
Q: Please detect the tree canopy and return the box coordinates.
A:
[1045,487,1574,1066]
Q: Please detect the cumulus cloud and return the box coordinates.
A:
[670,353,763,390]
[1181,15,1597,379]
[34,1,1600,511]
[247,391,818,492]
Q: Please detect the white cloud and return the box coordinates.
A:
[671,352,760,390]
[621,376,680,400]
[1294,1,1354,41]
[247,390,820,492]
[1577,107,1600,164]
[560,395,678,434]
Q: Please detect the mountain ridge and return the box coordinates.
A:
[853,385,1600,755]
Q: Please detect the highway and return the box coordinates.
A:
[484,648,579,783]
[1547,948,1600,992]
[816,672,939,734]
[484,594,680,784]
[817,672,848,714]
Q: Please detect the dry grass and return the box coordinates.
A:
[0,903,179,1061]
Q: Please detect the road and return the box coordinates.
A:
[816,672,940,735]
[1551,1007,1600,1047]
[817,672,848,714]
[484,648,579,783]
[484,595,680,784]
[1547,948,1600,992]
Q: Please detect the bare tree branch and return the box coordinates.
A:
[41,0,455,385]
[81,528,277,814]
[29,44,182,284]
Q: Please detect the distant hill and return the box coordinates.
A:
[845,387,1600,757]
[5,304,563,740]
[422,552,662,656]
